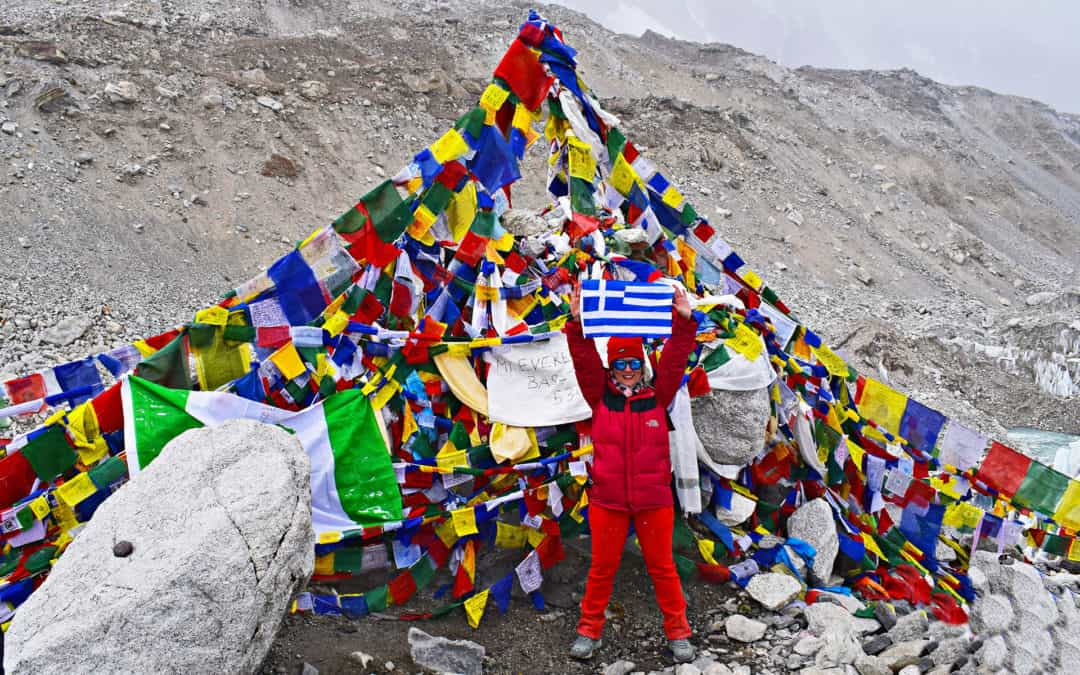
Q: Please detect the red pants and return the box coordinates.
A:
[577,504,691,640]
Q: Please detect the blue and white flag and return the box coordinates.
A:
[580,280,674,338]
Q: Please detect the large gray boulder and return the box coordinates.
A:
[787,498,839,586]
[5,420,314,674]
[691,386,771,465]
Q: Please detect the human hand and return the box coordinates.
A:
[672,286,692,320]
[570,282,582,321]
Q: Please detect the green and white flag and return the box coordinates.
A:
[121,375,403,535]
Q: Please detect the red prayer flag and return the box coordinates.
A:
[977,441,1031,497]
[493,39,554,111]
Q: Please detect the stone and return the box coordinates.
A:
[715,490,757,526]
[876,640,928,672]
[300,663,318,675]
[787,498,839,585]
[794,636,824,656]
[41,315,93,346]
[34,81,78,113]
[16,41,68,63]
[930,637,968,668]
[691,386,771,465]
[887,610,928,642]
[257,96,284,112]
[873,604,897,632]
[814,627,863,668]
[702,663,734,675]
[1002,560,1057,627]
[261,154,302,178]
[17,237,30,249]
[1,120,16,135]
[202,93,225,109]
[5,421,314,674]
[853,654,890,675]
[746,572,802,610]
[725,615,767,642]
[104,81,139,104]
[896,666,919,675]
[75,152,95,165]
[1025,291,1058,306]
[969,593,1013,634]
[349,651,374,668]
[862,634,892,655]
[603,660,636,675]
[853,269,874,286]
[806,602,854,636]
[500,209,550,238]
[299,80,329,100]
[675,664,702,675]
[112,540,133,557]
[408,627,485,675]
[786,208,804,226]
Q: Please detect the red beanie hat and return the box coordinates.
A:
[607,336,644,365]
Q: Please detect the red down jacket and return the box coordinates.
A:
[565,315,697,512]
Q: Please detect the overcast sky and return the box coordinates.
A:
[551,0,1080,114]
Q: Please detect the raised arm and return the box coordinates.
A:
[654,287,698,408]
[563,283,606,408]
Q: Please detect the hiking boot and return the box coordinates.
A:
[569,635,601,660]
[670,638,695,663]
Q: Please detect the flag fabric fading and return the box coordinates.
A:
[121,375,402,535]
[580,279,673,338]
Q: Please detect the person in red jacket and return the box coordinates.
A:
[564,282,698,664]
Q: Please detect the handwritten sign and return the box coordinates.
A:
[486,335,591,427]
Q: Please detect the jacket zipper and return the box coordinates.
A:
[625,395,635,511]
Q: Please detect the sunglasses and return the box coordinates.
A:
[611,358,643,371]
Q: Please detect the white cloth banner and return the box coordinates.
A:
[486,335,592,427]
[705,343,776,392]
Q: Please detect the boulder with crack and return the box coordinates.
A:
[4,420,314,675]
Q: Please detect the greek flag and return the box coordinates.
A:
[580,280,674,338]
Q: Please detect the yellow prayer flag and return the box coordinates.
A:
[314,554,335,576]
[861,532,885,558]
[475,286,500,301]
[725,322,763,362]
[51,501,78,532]
[480,83,511,111]
[370,378,401,410]
[318,531,343,545]
[194,305,229,326]
[270,343,306,380]
[495,522,527,549]
[812,344,849,378]
[402,405,418,442]
[56,473,97,508]
[1054,480,1080,531]
[856,378,907,438]
[661,185,684,208]
[698,539,718,566]
[430,129,470,164]
[845,438,865,472]
[435,519,459,548]
[740,268,764,291]
[436,449,468,472]
[408,203,438,240]
[609,153,638,195]
[323,311,349,337]
[527,528,546,548]
[451,507,479,537]
[29,496,51,521]
[1068,539,1080,562]
[464,589,489,629]
[567,135,596,181]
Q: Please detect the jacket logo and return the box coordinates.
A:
[645,419,660,428]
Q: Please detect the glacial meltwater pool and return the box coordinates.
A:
[1007,427,1080,476]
